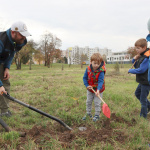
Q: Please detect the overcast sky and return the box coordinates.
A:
[0,0,150,52]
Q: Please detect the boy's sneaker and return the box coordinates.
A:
[93,115,100,122]
[82,113,92,121]
[0,110,12,117]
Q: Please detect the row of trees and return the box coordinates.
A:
[14,31,66,70]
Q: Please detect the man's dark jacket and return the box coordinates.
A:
[0,28,27,86]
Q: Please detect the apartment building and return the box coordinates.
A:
[67,46,111,64]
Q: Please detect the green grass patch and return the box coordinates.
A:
[0,63,150,149]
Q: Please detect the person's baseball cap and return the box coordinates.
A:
[11,21,31,37]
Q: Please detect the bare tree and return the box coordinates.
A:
[127,47,137,58]
[47,37,62,68]
[40,31,62,68]
[40,31,53,66]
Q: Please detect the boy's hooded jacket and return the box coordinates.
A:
[0,29,27,86]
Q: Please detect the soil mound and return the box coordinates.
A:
[0,113,136,149]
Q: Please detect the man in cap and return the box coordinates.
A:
[0,21,31,117]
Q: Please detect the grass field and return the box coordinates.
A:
[0,63,150,150]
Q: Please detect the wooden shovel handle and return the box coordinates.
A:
[130,60,136,69]
[91,88,105,104]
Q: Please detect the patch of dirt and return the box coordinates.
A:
[111,113,137,126]
[0,113,137,149]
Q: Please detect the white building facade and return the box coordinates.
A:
[107,51,131,64]
[67,46,111,64]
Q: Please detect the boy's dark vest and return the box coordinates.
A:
[87,61,106,93]
[136,49,150,85]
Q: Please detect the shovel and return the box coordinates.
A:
[128,60,137,74]
[0,118,10,132]
[0,118,26,136]
[2,93,72,130]
[130,60,136,69]
[91,88,111,118]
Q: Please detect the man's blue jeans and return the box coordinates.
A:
[135,83,150,118]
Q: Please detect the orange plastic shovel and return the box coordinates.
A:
[91,88,111,118]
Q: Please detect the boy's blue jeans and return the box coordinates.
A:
[135,83,150,118]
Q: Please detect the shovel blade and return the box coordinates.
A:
[102,103,111,118]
